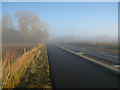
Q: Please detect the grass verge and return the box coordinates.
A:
[2,43,51,88]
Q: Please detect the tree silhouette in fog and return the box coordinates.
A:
[2,10,49,43]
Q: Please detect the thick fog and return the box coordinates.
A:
[2,2,118,45]
[51,35,118,43]
[2,10,49,44]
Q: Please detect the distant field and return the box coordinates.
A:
[2,42,51,88]
[2,43,35,57]
[58,41,119,64]
[64,41,118,51]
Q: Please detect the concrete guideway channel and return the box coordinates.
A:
[47,43,119,88]
[59,46,120,75]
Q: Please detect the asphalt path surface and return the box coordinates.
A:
[47,44,119,88]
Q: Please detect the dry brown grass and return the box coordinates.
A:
[2,42,51,88]
[2,43,34,88]
[17,43,51,88]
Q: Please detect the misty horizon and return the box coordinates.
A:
[2,2,118,43]
[1,1,119,89]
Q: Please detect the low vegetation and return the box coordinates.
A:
[64,41,118,51]
[2,9,50,88]
[2,43,51,88]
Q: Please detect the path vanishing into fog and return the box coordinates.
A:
[47,43,119,88]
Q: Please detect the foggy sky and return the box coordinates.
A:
[2,2,118,42]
